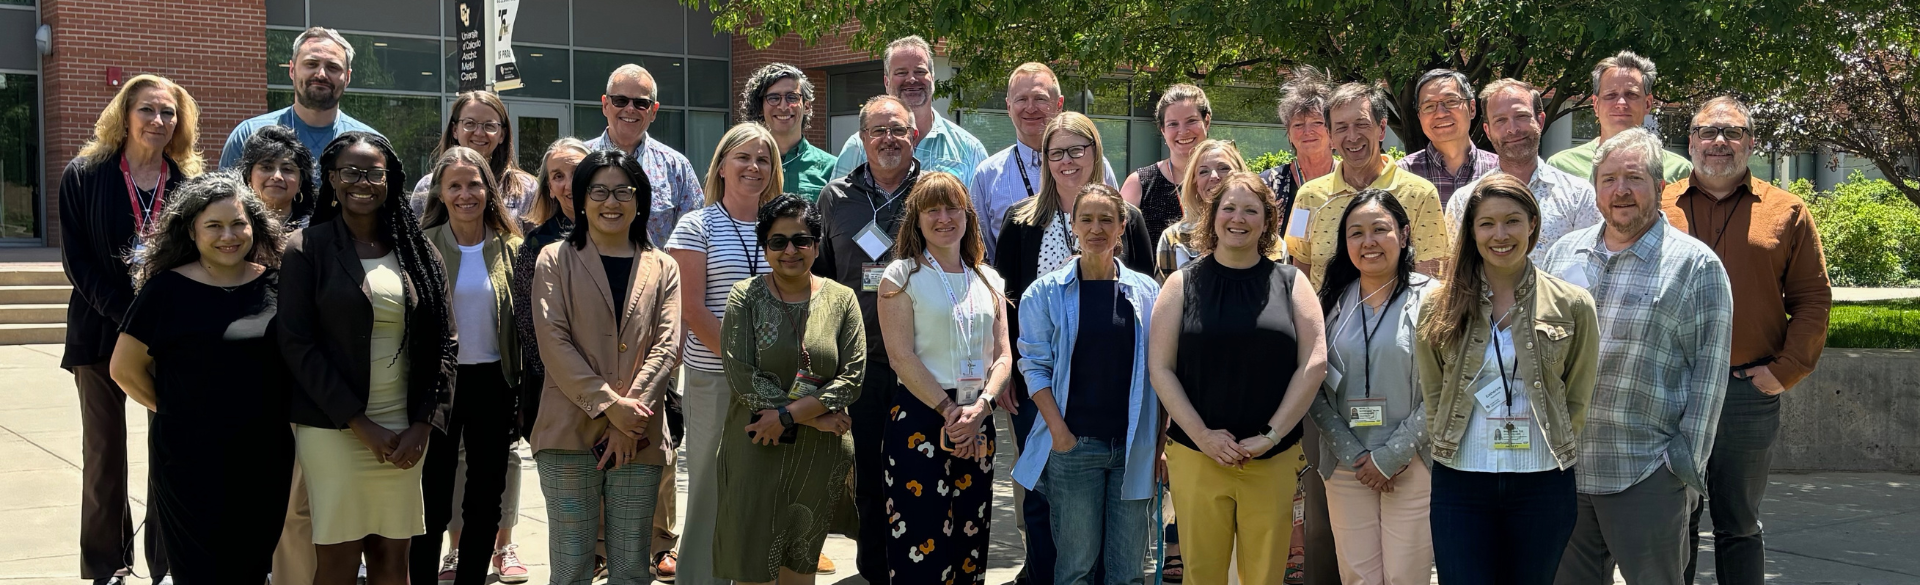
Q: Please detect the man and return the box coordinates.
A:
[1287,82,1452,288]
[1447,78,1602,260]
[812,95,924,585]
[1664,97,1831,585]
[1546,51,1693,182]
[831,35,989,181]
[741,62,838,202]
[969,62,1117,262]
[1396,68,1500,205]
[221,28,381,173]
[585,63,707,247]
[1541,128,1733,585]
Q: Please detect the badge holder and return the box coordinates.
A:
[1490,416,1531,450]
[1348,397,1386,428]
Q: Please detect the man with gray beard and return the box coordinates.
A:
[1446,78,1601,260]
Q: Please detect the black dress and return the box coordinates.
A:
[1170,256,1304,459]
[122,269,294,584]
[1132,163,1184,248]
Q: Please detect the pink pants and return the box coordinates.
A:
[1323,462,1434,585]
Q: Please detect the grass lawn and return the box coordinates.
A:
[1827,297,1920,349]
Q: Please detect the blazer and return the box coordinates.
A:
[529,238,682,464]
[58,150,188,369]
[426,223,525,389]
[278,218,458,430]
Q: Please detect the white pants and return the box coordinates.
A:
[1324,463,1435,585]
[674,366,732,585]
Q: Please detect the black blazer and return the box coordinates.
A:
[991,197,1154,398]
[278,218,456,430]
[58,150,187,369]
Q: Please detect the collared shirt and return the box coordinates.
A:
[1540,215,1733,495]
[1663,174,1831,388]
[220,106,381,171]
[1446,160,1603,262]
[1546,137,1693,182]
[1287,156,1452,288]
[1397,143,1500,205]
[970,141,1117,261]
[781,139,839,202]
[832,109,989,183]
[584,131,707,247]
[1451,323,1560,473]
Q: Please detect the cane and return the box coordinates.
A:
[1153,480,1166,585]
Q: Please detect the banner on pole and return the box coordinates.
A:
[491,0,522,91]
[455,0,484,92]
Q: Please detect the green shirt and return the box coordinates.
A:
[782,139,838,202]
[1547,137,1693,183]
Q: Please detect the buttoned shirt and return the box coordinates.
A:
[1397,143,1500,205]
[1446,160,1603,263]
[584,131,707,247]
[1287,156,1452,288]
[1540,216,1733,496]
[1546,137,1693,182]
[782,139,839,202]
[970,141,1117,261]
[832,109,989,183]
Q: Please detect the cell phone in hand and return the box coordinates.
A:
[591,436,610,461]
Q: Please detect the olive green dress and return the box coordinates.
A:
[715,276,867,581]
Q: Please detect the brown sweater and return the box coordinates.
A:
[1662,175,1831,389]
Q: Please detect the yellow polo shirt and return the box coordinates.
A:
[1285,155,1453,289]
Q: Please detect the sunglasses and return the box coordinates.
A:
[763,234,819,251]
[606,94,656,110]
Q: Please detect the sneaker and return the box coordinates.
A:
[651,550,677,583]
[492,544,530,584]
[436,551,459,584]
[817,553,836,575]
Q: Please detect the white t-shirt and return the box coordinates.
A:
[881,258,1006,389]
[665,205,769,371]
[452,242,500,364]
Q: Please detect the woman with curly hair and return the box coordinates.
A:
[238,124,318,226]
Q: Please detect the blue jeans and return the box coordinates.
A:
[1040,437,1150,585]
[1429,463,1575,585]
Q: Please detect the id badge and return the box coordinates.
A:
[861,262,886,292]
[1474,383,1505,413]
[1348,397,1385,427]
[130,241,148,265]
[1491,416,1532,450]
[854,221,893,261]
[955,359,986,404]
[789,369,827,400]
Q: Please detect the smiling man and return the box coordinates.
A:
[221,28,381,180]
[739,63,837,202]
[1547,51,1694,182]
[585,64,707,247]
[1446,78,1601,260]
[830,36,989,182]
[1396,69,1500,205]
[968,62,1117,262]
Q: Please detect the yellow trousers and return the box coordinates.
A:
[1167,442,1304,585]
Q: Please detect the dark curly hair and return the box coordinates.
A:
[128,171,285,289]
[754,193,822,245]
[737,63,815,130]
[237,124,317,223]
[566,149,655,251]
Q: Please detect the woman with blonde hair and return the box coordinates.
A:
[1155,139,1249,279]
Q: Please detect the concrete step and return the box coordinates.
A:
[0,266,67,287]
[0,323,63,345]
[0,304,66,325]
[0,285,71,305]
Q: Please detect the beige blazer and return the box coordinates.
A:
[529,237,683,464]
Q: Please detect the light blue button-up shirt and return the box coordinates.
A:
[832,109,988,184]
[1012,258,1162,500]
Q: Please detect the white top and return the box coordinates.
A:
[1452,324,1558,473]
[665,205,769,371]
[1445,159,1602,263]
[882,258,1006,389]
[452,242,500,365]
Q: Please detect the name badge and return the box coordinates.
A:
[1557,263,1591,289]
[955,358,986,404]
[789,369,828,400]
[130,242,148,265]
[1491,416,1532,450]
[1348,397,1385,427]
[862,262,887,292]
[1474,383,1506,413]
[1287,209,1312,239]
[854,221,893,261]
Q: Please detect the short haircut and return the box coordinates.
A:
[605,64,658,100]
[1010,62,1062,98]
[884,35,933,71]
[1479,78,1543,117]
[1414,68,1474,101]
[1694,95,1752,125]
[1327,82,1389,127]
[1591,127,1666,182]
[1155,84,1212,126]
[859,94,916,129]
[1591,50,1658,96]
[754,194,824,244]
[1277,66,1331,124]
[739,62,816,129]
[293,27,355,68]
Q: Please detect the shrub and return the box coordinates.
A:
[1802,172,1920,287]
[1244,146,1404,174]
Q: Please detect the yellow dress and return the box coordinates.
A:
[294,253,428,544]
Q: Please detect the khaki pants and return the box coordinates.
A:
[1324,464,1434,585]
[271,459,314,585]
[1166,442,1303,585]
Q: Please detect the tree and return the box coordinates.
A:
[1755,7,1920,208]
[690,0,1877,153]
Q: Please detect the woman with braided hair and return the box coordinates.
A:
[277,131,458,585]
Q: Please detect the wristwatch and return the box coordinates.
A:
[1261,425,1282,444]
[777,405,796,429]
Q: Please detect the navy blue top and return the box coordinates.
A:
[1064,279,1135,442]
[601,255,634,318]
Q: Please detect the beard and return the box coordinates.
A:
[1692,149,1747,179]
[295,80,342,111]
[1496,134,1542,167]
[873,149,906,170]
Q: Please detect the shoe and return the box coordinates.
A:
[817,553,837,575]
[357,562,368,585]
[651,550,677,583]
[436,551,459,584]
[493,544,530,584]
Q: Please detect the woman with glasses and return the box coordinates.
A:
[1156,139,1249,280]
[409,91,538,220]
[741,63,837,202]
[1120,84,1211,245]
[713,194,864,585]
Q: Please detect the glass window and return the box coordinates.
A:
[828,68,885,116]
[272,29,442,93]
[501,46,570,100]
[1066,78,1137,118]
[0,0,35,5]
[576,105,608,142]
[1093,118,1131,176]
[575,51,685,107]
[687,59,731,109]
[0,73,39,239]
[313,0,439,36]
[507,0,571,45]
[1209,124,1290,163]
[686,7,731,58]
[1205,85,1281,124]
[687,111,728,177]
[264,0,302,26]
[653,110,686,154]
[271,90,445,181]
[1127,119,1163,172]
[573,0,685,54]
[956,110,1017,155]
[0,10,39,71]
[1571,109,1600,142]
[517,116,562,174]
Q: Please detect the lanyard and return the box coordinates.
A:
[865,170,912,234]
[120,155,167,236]
[1687,192,1745,253]
[1489,305,1518,417]
[721,208,760,276]
[1015,143,1039,198]
[1355,284,1401,400]
[927,251,979,381]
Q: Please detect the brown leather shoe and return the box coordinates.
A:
[817,553,837,575]
[651,550,678,583]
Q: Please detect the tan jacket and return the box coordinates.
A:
[1416,266,1599,469]
[426,224,524,388]
[529,238,683,463]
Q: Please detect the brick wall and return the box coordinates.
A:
[42,0,267,245]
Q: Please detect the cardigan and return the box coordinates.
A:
[58,150,188,369]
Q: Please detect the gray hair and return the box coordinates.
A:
[1591,127,1667,183]
[1591,50,1658,97]
[1010,62,1063,98]
[1327,82,1390,127]
[739,63,816,129]
[605,64,658,100]
[293,27,355,69]
[884,35,933,72]
[1414,68,1474,102]
[1694,95,1751,125]
[859,94,916,129]
[1277,66,1331,124]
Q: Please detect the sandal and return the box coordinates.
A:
[1161,555,1184,583]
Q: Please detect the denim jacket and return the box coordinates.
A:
[1012,258,1162,500]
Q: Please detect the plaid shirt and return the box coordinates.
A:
[1397,143,1499,205]
[584,131,708,247]
[1540,215,1733,495]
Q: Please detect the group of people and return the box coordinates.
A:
[59,24,1832,585]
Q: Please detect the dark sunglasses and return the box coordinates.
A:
[763,234,819,251]
[606,94,656,110]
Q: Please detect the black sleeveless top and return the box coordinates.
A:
[1133,163,1184,248]
[1170,255,1304,459]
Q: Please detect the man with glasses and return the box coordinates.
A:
[1397,68,1500,205]
[1446,78,1601,260]
[586,63,707,247]
[830,35,989,181]
[1661,97,1831,585]
[1547,51,1694,182]
[810,95,926,585]
[220,27,381,173]
[969,62,1117,262]
[1287,82,1451,288]
[740,63,838,202]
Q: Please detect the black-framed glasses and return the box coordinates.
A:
[763,234,819,251]
[606,94,656,110]
[1417,98,1470,116]
[865,125,912,139]
[334,166,388,185]
[1690,125,1750,141]
[1046,145,1091,161]
[586,185,639,202]
[763,92,805,106]
[458,118,504,135]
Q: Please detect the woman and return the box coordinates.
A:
[410,91,539,218]
[1120,84,1210,244]
[238,124,317,226]
[412,146,526,585]
[530,149,680,584]
[714,194,864,584]
[1260,69,1335,240]
[1147,172,1326,585]
[876,172,1010,584]
[58,73,200,583]
[665,122,783,585]
[1012,183,1162,585]
[1306,189,1437,585]
[514,137,590,433]
[108,172,288,584]
[278,131,458,585]
[1156,139,1248,279]
[740,63,837,201]
[1415,173,1597,585]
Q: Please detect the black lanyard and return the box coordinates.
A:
[722,208,760,276]
[1687,192,1746,253]
[1490,306,1517,417]
[1356,287,1401,399]
[1015,143,1039,197]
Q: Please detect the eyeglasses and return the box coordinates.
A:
[763,92,805,106]
[763,234,819,251]
[865,125,912,139]
[458,118,504,135]
[1690,125,1750,142]
[606,94,656,110]
[1045,145,1091,161]
[586,185,639,202]
[334,166,388,185]
[1418,98,1470,116]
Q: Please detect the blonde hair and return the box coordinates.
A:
[1012,111,1103,226]
[703,122,784,206]
[1009,62,1061,98]
[528,137,592,225]
[79,74,204,176]
[1177,139,1248,224]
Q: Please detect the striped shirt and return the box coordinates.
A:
[666,205,771,371]
[1540,215,1733,495]
[1451,325,1559,473]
